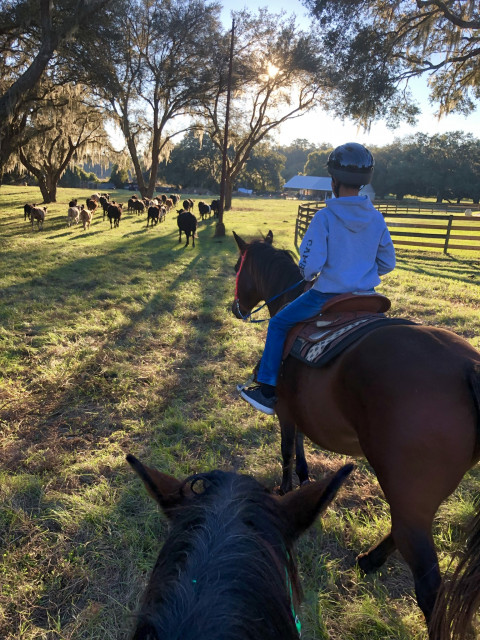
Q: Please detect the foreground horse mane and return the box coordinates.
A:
[132,470,301,640]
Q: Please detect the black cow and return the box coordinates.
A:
[132,200,145,216]
[198,201,211,221]
[147,205,160,226]
[177,209,197,247]
[210,199,220,218]
[24,203,35,221]
[100,195,110,220]
[107,202,123,228]
[183,198,194,212]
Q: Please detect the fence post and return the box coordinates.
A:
[444,215,453,254]
[295,205,301,246]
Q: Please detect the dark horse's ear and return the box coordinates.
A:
[232,230,247,253]
[275,463,354,541]
[264,230,273,244]
[126,454,185,516]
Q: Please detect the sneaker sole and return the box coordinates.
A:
[240,390,276,415]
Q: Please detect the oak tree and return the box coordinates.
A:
[302,0,480,125]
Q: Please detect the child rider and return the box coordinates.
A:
[240,142,396,415]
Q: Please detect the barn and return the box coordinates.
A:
[284,175,375,201]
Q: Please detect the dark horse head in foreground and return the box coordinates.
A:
[126,454,353,640]
[232,229,480,640]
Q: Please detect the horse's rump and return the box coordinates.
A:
[280,323,480,458]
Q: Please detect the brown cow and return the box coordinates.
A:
[30,206,47,230]
[79,206,93,230]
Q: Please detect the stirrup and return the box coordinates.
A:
[237,372,256,393]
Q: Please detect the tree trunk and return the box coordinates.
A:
[126,137,147,198]
[37,173,57,203]
[146,119,162,200]
[224,178,233,211]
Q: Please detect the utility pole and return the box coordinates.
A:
[215,18,235,238]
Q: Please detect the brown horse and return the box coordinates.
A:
[231,230,480,639]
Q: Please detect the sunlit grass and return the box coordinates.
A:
[0,185,479,639]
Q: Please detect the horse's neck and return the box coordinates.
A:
[260,272,302,317]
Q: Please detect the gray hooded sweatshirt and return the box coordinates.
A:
[298,195,396,293]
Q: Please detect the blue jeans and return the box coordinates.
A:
[257,289,338,387]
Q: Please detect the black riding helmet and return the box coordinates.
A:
[327,142,374,187]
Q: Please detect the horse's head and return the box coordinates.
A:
[231,230,274,319]
[127,453,353,640]
[127,452,353,542]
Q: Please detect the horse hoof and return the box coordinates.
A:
[300,479,310,487]
[357,552,379,574]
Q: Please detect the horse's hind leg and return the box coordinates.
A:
[357,532,396,573]
[394,521,441,632]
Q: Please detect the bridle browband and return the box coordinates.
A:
[234,248,304,322]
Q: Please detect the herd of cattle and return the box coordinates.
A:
[23,193,221,247]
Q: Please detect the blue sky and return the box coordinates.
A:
[219,0,479,147]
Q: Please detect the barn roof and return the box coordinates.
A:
[283,175,332,191]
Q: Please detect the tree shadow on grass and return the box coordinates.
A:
[48,230,75,239]
[0,230,242,477]
[68,229,106,239]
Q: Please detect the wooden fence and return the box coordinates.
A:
[295,201,480,254]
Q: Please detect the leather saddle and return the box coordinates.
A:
[283,292,413,368]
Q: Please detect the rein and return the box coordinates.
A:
[235,249,304,323]
[285,551,302,637]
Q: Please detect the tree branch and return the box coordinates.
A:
[416,1,480,29]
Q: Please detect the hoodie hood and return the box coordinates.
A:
[325,195,377,232]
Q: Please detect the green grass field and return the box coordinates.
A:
[0,186,479,639]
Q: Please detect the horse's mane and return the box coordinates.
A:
[131,471,300,640]
[246,241,302,296]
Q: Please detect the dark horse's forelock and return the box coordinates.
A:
[132,470,301,640]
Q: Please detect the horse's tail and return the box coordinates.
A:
[429,363,480,640]
[430,504,480,639]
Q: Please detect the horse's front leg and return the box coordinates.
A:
[295,430,309,486]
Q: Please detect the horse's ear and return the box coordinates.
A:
[275,464,354,540]
[233,230,247,253]
[127,454,184,516]
[265,230,273,244]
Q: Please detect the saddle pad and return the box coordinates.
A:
[285,314,416,368]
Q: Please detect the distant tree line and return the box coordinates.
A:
[156,131,480,204]
[1,0,479,209]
